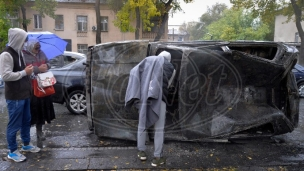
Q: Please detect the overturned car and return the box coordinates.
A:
[86,40,299,141]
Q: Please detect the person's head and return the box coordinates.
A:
[158,51,171,62]
[7,28,28,53]
[25,38,41,54]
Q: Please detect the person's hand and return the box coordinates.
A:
[25,65,33,75]
[38,64,48,73]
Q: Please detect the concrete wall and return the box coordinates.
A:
[274,15,303,42]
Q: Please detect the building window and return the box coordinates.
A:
[100,16,108,31]
[7,12,19,28]
[77,16,87,32]
[77,44,88,54]
[55,15,64,30]
[34,14,42,29]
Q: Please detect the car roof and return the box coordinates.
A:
[63,51,86,59]
[295,64,304,71]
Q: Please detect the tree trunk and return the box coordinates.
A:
[154,0,173,41]
[154,12,168,41]
[95,0,101,44]
[20,5,27,31]
[291,0,304,65]
[135,7,140,40]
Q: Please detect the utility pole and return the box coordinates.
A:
[173,28,174,41]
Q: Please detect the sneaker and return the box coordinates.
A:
[137,151,147,161]
[151,157,165,166]
[7,150,26,162]
[20,144,40,153]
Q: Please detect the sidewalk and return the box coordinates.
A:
[1,139,304,170]
[1,97,304,170]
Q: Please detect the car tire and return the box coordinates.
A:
[298,82,304,98]
[66,90,86,115]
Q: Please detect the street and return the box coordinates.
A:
[0,89,304,170]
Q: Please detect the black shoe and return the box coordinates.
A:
[37,135,46,141]
[151,157,165,166]
[137,151,147,161]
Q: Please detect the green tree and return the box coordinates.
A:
[230,0,304,65]
[0,0,57,50]
[182,3,228,41]
[204,7,270,41]
[0,0,57,31]
[198,2,228,37]
[112,0,160,39]
[0,3,11,50]
[110,0,194,41]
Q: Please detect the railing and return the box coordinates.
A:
[142,32,165,40]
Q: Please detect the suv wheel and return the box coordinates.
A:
[298,82,304,98]
[66,90,86,114]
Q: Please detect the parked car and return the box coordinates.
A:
[292,64,304,98]
[49,51,87,114]
[85,40,299,141]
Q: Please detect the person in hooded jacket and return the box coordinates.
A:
[22,38,56,141]
[0,28,40,163]
[125,51,176,167]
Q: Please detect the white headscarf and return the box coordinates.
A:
[158,51,171,62]
[24,38,39,56]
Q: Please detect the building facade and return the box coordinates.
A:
[274,15,303,43]
[21,0,167,53]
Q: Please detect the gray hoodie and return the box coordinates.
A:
[0,28,28,81]
[0,28,31,100]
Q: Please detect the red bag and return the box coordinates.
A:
[32,79,55,97]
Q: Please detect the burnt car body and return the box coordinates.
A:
[86,41,299,141]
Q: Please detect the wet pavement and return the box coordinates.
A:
[0,89,304,170]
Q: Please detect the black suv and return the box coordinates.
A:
[49,51,87,114]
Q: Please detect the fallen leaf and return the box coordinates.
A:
[55,124,65,127]
[65,142,70,147]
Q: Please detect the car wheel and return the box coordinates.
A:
[66,90,86,114]
[298,82,304,98]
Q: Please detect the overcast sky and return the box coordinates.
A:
[168,0,232,26]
